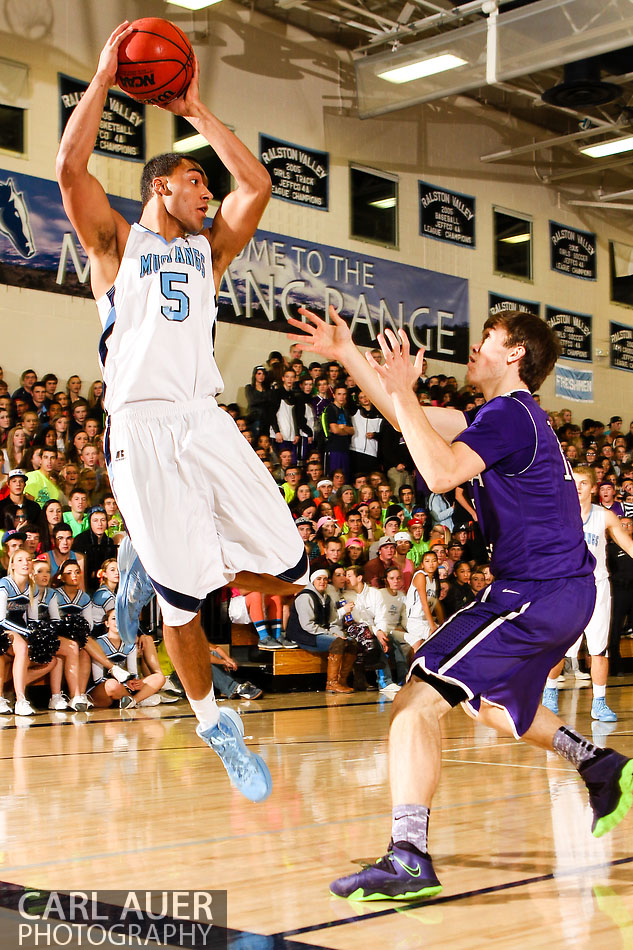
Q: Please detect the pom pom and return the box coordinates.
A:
[26,620,61,665]
[61,613,90,648]
[0,629,10,657]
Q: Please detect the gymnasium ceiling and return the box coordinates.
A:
[230,0,633,203]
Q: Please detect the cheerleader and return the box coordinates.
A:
[404,550,444,653]
[0,549,58,715]
[90,609,164,709]
[49,559,95,709]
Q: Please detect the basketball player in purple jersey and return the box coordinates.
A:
[289,306,633,901]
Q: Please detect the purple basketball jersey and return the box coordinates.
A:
[455,390,594,581]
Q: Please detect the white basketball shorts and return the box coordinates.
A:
[106,397,308,626]
[565,576,610,657]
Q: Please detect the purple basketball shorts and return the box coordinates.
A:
[409,575,596,737]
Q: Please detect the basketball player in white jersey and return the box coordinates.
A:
[543,466,633,722]
[56,22,308,802]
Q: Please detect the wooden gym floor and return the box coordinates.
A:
[0,677,632,949]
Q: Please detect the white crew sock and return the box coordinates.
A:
[189,688,220,732]
[545,678,559,690]
[592,684,606,699]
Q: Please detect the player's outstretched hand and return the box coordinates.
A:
[161,54,202,116]
[97,22,133,86]
[287,306,353,360]
[366,328,425,399]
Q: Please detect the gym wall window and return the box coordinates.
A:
[493,208,532,281]
[0,104,24,154]
[173,115,231,204]
[350,164,398,248]
[610,240,633,308]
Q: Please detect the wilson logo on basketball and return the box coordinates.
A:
[119,74,155,88]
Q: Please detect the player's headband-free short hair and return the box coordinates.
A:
[483,309,561,393]
[140,153,207,207]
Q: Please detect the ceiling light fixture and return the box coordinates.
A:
[500,233,530,244]
[166,0,223,10]
[377,53,467,85]
[579,135,633,159]
[173,133,208,152]
[369,197,397,209]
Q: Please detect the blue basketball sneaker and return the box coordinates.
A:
[196,707,272,803]
[542,687,559,715]
[580,747,633,838]
[591,697,617,722]
[330,841,442,902]
[116,535,155,646]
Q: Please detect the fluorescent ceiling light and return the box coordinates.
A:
[501,233,530,244]
[166,0,223,10]
[378,54,467,85]
[369,197,396,209]
[173,133,208,153]
[580,135,633,159]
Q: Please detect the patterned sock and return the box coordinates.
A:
[392,804,430,853]
[593,684,606,699]
[270,620,283,640]
[553,725,599,769]
[253,620,268,641]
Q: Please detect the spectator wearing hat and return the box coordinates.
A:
[73,508,116,593]
[286,569,358,693]
[0,471,40,531]
[368,514,400,559]
[313,515,339,554]
[349,391,382,476]
[393,531,414,591]
[315,478,334,508]
[323,386,354,481]
[333,484,356,527]
[406,516,430,568]
[365,537,397,589]
[342,536,366,568]
[245,365,271,439]
[608,415,623,438]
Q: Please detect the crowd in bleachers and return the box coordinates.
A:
[0,349,632,711]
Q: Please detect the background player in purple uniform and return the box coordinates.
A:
[289,306,633,901]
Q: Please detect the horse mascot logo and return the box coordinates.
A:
[0,178,36,258]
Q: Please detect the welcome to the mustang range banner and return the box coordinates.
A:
[0,169,470,364]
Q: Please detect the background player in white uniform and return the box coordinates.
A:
[543,466,633,722]
[56,23,307,802]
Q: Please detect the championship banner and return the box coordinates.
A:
[549,220,597,281]
[555,364,593,402]
[59,74,146,162]
[418,181,475,248]
[545,306,592,363]
[488,292,540,318]
[0,169,469,363]
[610,320,633,373]
[259,134,329,211]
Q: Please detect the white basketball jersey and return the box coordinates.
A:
[583,504,608,583]
[96,224,223,414]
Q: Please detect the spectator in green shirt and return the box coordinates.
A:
[63,488,89,537]
[24,449,61,507]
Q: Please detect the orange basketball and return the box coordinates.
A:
[116,17,194,105]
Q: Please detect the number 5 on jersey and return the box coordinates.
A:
[160,271,189,321]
